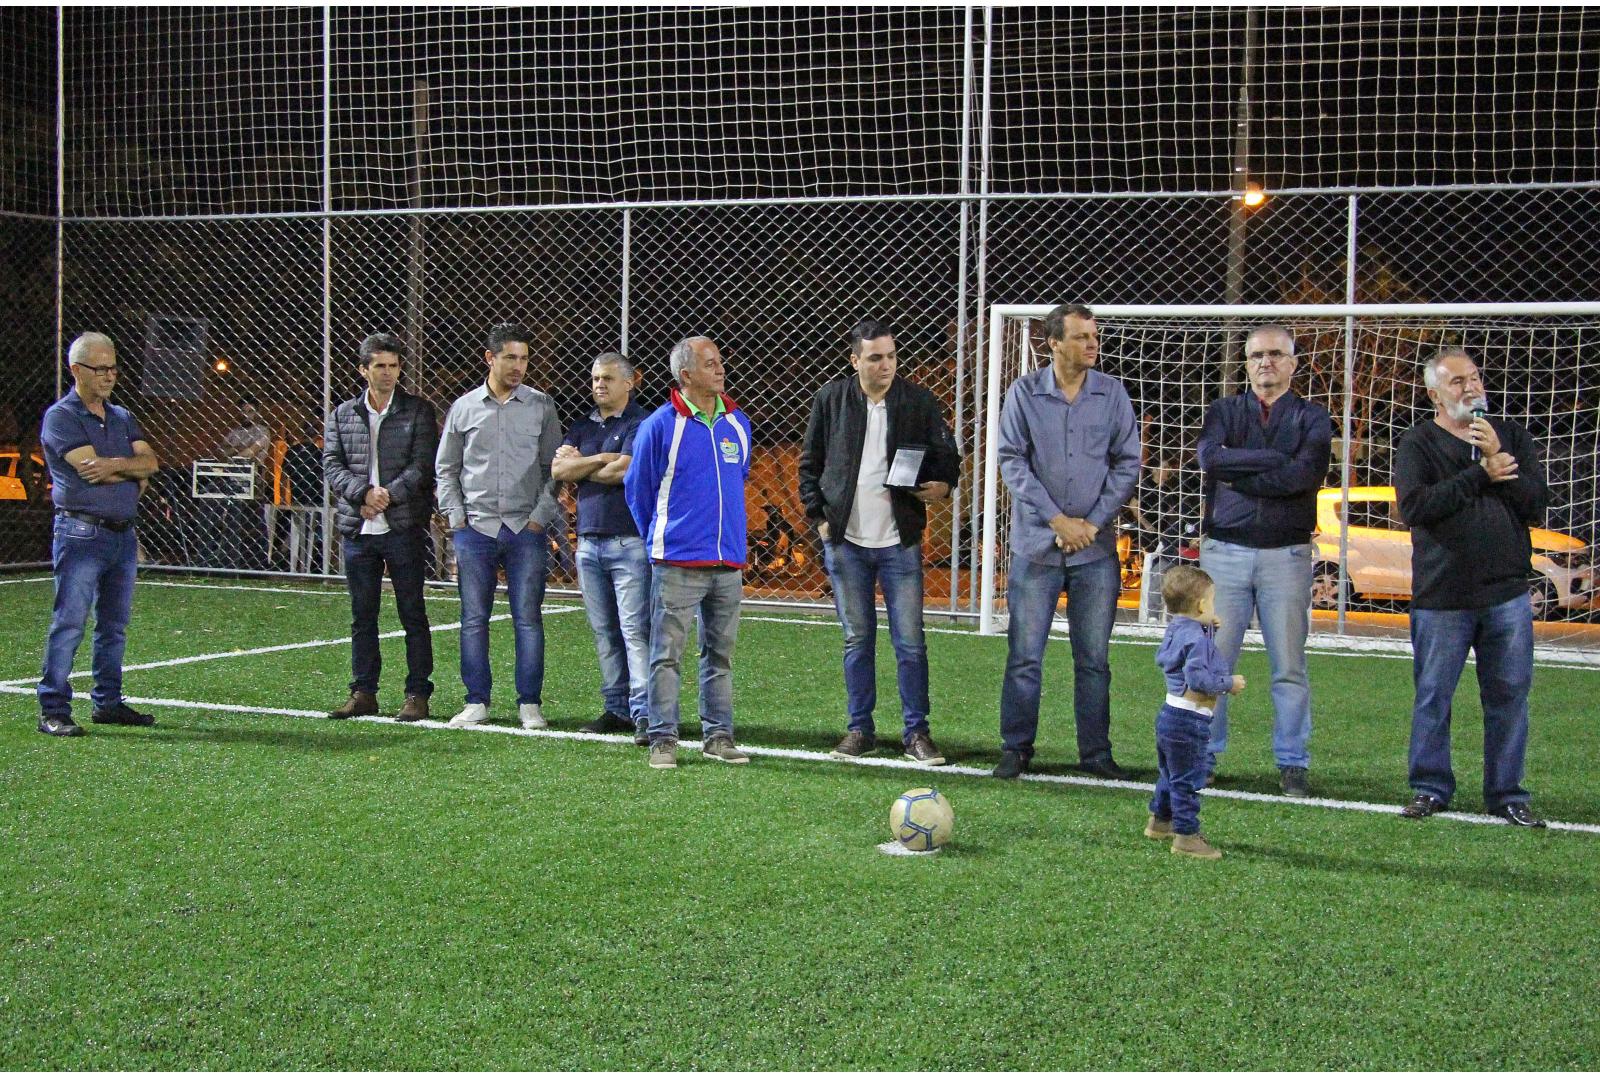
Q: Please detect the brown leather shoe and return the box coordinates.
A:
[396,694,430,723]
[329,691,379,719]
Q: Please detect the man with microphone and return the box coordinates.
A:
[1394,346,1549,827]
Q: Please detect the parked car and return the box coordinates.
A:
[1311,486,1594,621]
[0,448,48,501]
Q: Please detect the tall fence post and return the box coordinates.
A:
[320,4,334,575]
[620,207,632,355]
[949,4,976,613]
[1336,192,1359,634]
[969,4,993,614]
[54,4,64,397]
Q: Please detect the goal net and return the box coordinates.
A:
[978,304,1600,657]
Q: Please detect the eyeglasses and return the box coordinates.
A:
[75,364,119,375]
[1245,350,1291,365]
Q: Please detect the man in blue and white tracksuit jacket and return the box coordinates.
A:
[624,336,753,769]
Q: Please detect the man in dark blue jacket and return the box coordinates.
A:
[1197,324,1332,796]
[798,318,961,766]
[323,333,440,723]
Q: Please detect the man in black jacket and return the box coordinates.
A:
[798,318,961,765]
[323,333,441,723]
[1394,347,1548,827]
[1197,324,1332,796]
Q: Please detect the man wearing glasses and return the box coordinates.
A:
[1197,325,1332,796]
[36,332,161,737]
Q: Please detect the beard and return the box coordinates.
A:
[1443,395,1487,423]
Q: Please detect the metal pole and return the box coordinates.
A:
[55,5,64,397]
[619,208,632,354]
[949,4,975,613]
[320,5,334,575]
[970,4,993,614]
[1221,7,1257,398]
[406,80,430,396]
[1336,193,1359,635]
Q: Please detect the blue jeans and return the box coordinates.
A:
[1149,703,1211,836]
[824,540,930,743]
[1409,596,1534,811]
[576,534,652,725]
[1199,538,1313,768]
[342,528,434,697]
[453,525,548,706]
[646,565,741,743]
[998,553,1121,761]
[38,516,138,716]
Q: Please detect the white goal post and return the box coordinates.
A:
[978,303,1600,648]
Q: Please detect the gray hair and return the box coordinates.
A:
[1244,323,1296,356]
[668,336,714,383]
[67,331,115,367]
[593,351,634,380]
[1421,345,1473,391]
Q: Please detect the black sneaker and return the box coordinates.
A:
[1400,793,1446,819]
[38,714,85,737]
[993,749,1032,779]
[1279,765,1310,797]
[830,731,876,759]
[1078,756,1129,781]
[1493,803,1547,829]
[91,702,155,727]
[633,721,650,747]
[579,710,630,735]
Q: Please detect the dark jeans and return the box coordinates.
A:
[342,528,434,697]
[454,524,548,706]
[38,515,138,716]
[998,553,1121,761]
[1409,596,1534,812]
[1149,702,1211,836]
[824,539,930,743]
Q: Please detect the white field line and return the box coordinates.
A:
[3,682,1594,837]
[0,606,581,688]
[131,579,494,605]
[0,575,52,586]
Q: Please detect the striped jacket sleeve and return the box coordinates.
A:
[623,411,663,539]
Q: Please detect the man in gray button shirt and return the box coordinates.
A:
[436,323,564,731]
[995,303,1142,781]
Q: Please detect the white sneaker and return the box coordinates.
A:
[447,703,488,728]
[519,703,548,730]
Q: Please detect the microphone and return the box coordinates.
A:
[1470,405,1486,462]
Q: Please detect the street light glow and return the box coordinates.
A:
[1243,184,1267,208]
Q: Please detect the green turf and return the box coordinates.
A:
[2,573,1597,1068]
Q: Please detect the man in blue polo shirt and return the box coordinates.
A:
[36,332,161,737]
[553,352,651,742]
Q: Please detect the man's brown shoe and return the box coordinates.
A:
[903,732,946,766]
[396,695,430,722]
[1171,833,1223,860]
[830,731,876,759]
[329,691,379,719]
[1144,814,1174,840]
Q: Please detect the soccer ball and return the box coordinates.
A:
[890,788,954,851]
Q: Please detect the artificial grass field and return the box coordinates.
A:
[1,572,1597,1069]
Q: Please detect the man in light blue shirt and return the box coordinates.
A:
[436,323,564,731]
[995,303,1142,780]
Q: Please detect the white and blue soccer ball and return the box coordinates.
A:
[890,787,954,851]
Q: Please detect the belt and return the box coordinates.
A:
[58,510,135,532]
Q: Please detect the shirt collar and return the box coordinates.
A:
[1028,366,1104,400]
[685,394,727,423]
[588,400,642,424]
[365,390,395,418]
[481,383,532,404]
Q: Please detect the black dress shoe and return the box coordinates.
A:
[92,702,156,727]
[1399,792,1446,819]
[1078,756,1130,781]
[1493,803,1547,829]
[993,749,1032,779]
[579,711,631,735]
[38,715,85,737]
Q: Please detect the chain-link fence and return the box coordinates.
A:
[2,8,1598,647]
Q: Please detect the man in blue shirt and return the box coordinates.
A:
[995,304,1142,780]
[553,352,651,742]
[36,332,161,737]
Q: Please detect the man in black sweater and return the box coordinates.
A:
[798,318,961,766]
[1197,325,1332,796]
[1395,347,1548,827]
